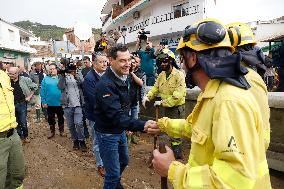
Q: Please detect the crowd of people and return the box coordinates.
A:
[0,18,274,189]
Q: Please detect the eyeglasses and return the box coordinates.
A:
[160,58,171,64]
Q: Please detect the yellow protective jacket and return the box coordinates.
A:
[147,67,186,107]
[0,70,17,132]
[158,77,271,189]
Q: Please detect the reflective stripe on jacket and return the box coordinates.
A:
[0,70,17,132]
[147,67,186,107]
[158,78,271,189]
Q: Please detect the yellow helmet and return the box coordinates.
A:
[176,18,234,52]
[226,22,256,47]
[157,48,176,60]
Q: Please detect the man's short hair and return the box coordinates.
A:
[33,62,42,66]
[108,44,128,60]
[49,63,57,68]
[83,56,90,61]
[92,52,107,62]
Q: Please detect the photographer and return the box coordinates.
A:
[127,53,146,144]
[128,53,146,119]
[58,63,87,152]
[94,32,109,53]
[136,34,156,86]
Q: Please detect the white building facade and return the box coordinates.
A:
[0,18,36,69]
[101,0,211,51]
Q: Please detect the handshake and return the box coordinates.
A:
[143,120,161,135]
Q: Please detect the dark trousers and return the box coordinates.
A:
[164,105,185,146]
[15,102,28,139]
[47,106,64,132]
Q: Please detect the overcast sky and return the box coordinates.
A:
[0,0,283,28]
[1,0,107,28]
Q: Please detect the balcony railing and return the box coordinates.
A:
[128,4,200,33]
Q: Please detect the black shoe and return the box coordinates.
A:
[172,145,183,159]
[116,182,124,189]
[79,140,87,152]
[73,140,80,150]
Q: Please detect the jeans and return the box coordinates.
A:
[89,121,103,167]
[15,102,28,139]
[64,107,85,141]
[129,104,139,119]
[0,131,25,189]
[82,105,90,138]
[96,131,129,189]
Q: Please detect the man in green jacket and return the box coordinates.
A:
[8,67,37,143]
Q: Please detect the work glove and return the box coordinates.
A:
[154,100,162,107]
[142,96,150,108]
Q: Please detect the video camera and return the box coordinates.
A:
[58,57,77,75]
[138,28,150,41]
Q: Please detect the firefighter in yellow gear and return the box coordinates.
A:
[0,62,25,189]
[226,22,270,149]
[147,18,271,189]
[142,49,186,159]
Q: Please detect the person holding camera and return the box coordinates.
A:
[58,63,87,152]
[94,32,109,53]
[128,53,146,119]
[126,53,146,144]
[40,63,64,139]
[136,37,156,86]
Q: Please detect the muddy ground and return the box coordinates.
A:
[23,113,284,189]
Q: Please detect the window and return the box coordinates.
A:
[173,2,189,18]
[8,29,15,41]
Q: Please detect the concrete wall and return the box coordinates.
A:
[140,87,284,172]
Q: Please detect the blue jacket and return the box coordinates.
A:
[83,69,101,121]
[94,68,146,134]
[137,48,156,77]
[40,75,61,106]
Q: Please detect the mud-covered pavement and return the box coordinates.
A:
[23,112,284,189]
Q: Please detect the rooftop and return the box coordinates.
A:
[0,18,35,37]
